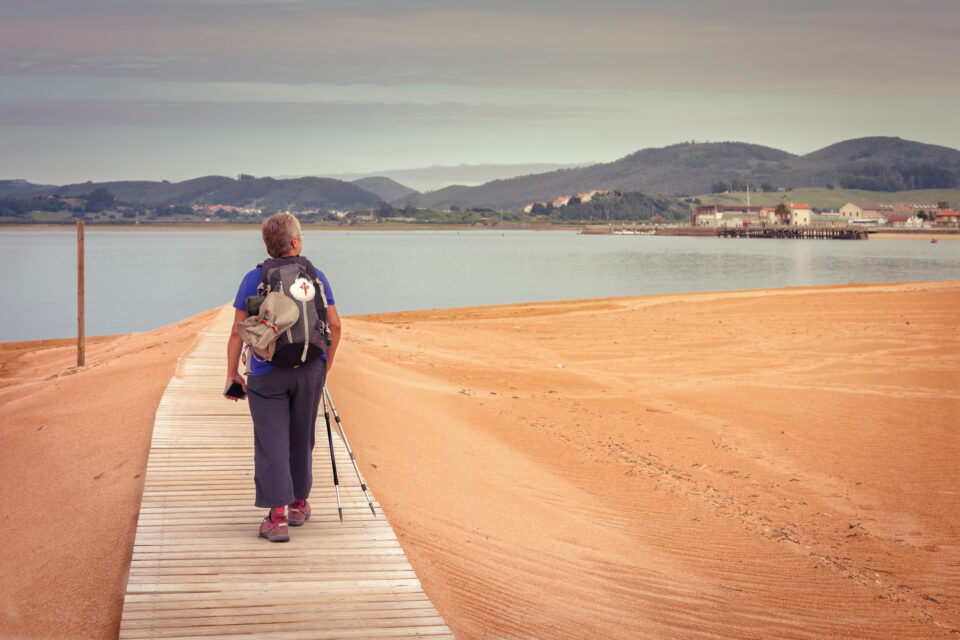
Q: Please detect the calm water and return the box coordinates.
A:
[1,229,958,342]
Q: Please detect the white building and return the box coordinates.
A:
[787,203,812,226]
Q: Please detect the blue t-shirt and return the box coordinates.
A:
[234,263,335,376]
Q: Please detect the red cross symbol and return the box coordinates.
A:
[300,281,311,296]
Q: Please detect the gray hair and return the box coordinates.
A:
[261,213,302,258]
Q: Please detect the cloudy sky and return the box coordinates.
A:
[1,0,957,186]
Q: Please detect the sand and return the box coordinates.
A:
[1,282,957,639]
[332,281,960,639]
[0,308,219,640]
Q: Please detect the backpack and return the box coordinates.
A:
[240,255,331,367]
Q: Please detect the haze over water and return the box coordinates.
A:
[1,229,958,342]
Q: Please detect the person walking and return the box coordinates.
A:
[224,213,341,542]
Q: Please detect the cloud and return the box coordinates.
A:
[0,0,957,182]
[1,0,957,93]
[0,98,586,128]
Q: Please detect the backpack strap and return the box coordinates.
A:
[297,256,332,347]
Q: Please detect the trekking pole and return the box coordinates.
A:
[322,392,343,522]
[323,386,377,517]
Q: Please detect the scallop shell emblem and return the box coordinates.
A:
[289,277,316,301]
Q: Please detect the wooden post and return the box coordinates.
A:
[77,221,85,367]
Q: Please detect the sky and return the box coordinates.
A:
[1,0,958,187]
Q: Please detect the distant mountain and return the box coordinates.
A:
[351,177,418,203]
[10,137,958,214]
[28,175,383,211]
[761,137,960,191]
[0,179,56,197]
[411,142,796,210]
[409,137,960,211]
[329,162,586,193]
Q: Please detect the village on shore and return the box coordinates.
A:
[690,198,958,230]
[3,183,960,233]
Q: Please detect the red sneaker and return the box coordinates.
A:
[259,513,289,542]
[288,499,311,526]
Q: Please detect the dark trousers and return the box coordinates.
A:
[246,357,326,508]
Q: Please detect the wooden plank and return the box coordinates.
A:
[122,591,435,606]
[119,305,452,639]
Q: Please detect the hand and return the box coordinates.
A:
[224,372,247,401]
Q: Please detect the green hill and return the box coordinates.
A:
[410,137,960,211]
[33,175,383,211]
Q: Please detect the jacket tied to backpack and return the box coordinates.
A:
[238,256,332,367]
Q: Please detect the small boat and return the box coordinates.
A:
[931,238,939,244]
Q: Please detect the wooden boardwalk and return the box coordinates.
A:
[119,306,453,639]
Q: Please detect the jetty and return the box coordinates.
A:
[717,226,868,240]
[119,306,453,639]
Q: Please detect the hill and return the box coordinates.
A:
[410,137,960,211]
[31,175,383,211]
[753,137,960,191]
[329,162,584,192]
[0,179,57,197]
[411,142,795,210]
[351,177,418,203]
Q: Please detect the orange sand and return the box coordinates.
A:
[1,282,958,639]
[332,281,960,639]
[0,309,218,640]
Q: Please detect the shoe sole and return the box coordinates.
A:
[288,515,309,527]
[259,532,290,542]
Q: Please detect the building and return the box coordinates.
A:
[893,202,938,215]
[935,210,960,225]
[695,210,761,227]
[523,202,547,214]
[839,202,896,219]
[691,205,769,226]
[530,190,611,212]
[693,203,810,227]
[783,202,812,226]
[885,215,924,229]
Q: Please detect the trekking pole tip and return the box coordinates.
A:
[338,508,343,522]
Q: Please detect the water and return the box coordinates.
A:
[1,229,958,342]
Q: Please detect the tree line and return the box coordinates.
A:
[839,163,957,191]
[532,192,689,222]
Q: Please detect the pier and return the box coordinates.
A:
[717,226,868,240]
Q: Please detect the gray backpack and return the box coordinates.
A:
[243,256,331,367]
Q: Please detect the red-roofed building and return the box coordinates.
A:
[935,210,960,225]
[885,214,923,229]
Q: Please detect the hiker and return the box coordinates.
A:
[224,213,341,542]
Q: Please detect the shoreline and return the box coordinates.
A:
[3,222,957,237]
[2,281,958,638]
[0,222,582,232]
[5,279,960,346]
